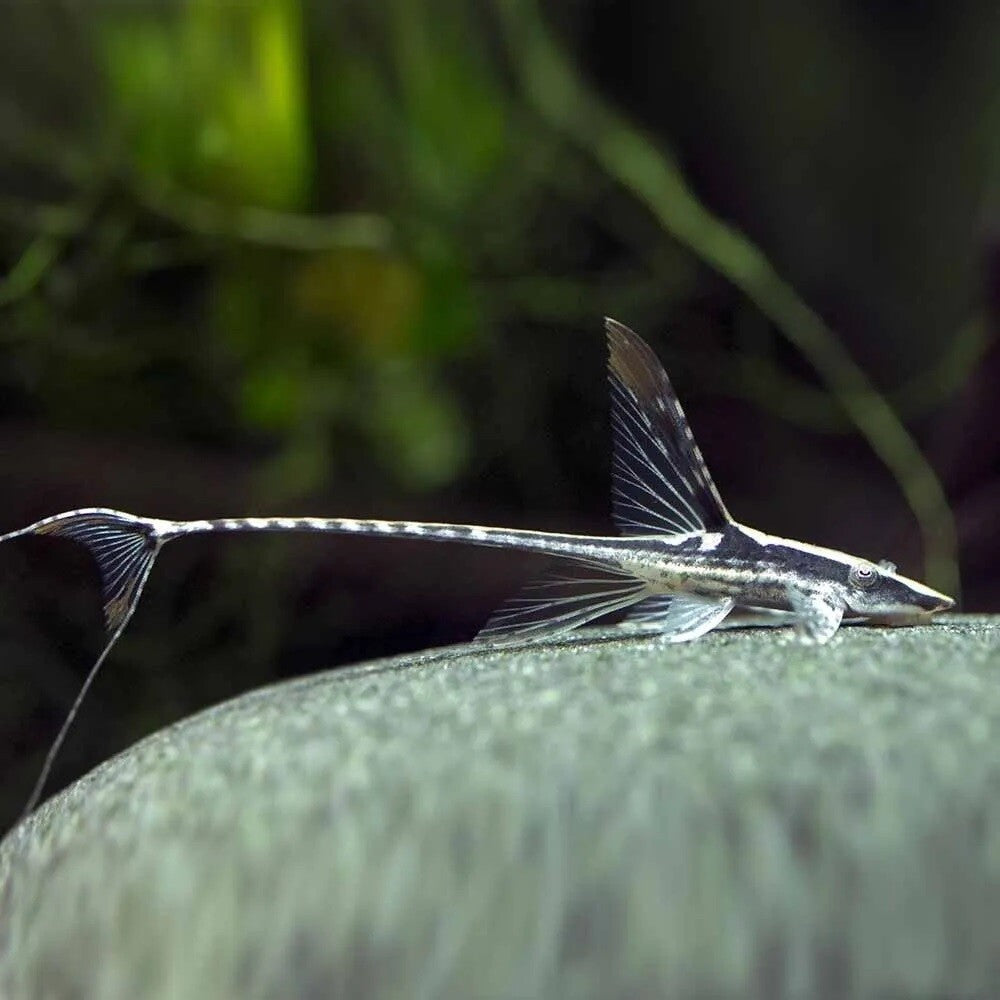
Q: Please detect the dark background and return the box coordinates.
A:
[1,0,997,830]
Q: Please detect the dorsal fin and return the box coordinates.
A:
[605,318,732,535]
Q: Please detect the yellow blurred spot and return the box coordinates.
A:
[291,250,423,351]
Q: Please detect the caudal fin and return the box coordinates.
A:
[3,508,165,817]
[30,509,163,634]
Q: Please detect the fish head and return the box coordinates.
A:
[841,558,954,623]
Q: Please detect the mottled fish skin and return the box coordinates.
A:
[2,319,955,816]
[612,522,952,620]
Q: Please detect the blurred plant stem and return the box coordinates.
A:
[0,188,99,313]
[133,177,394,253]
[0,196,90,236]
[0,234,63,308]
[478,273,673,322]
[731,315,990,432]
[497,0,960,598]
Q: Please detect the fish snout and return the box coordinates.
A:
[869,580,955,623]
[911,586,954,615]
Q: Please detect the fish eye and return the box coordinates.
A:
[848,562,878,589]
[878,559,897,574]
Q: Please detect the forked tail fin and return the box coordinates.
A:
[2,509,166,818]
[31,509,163,634]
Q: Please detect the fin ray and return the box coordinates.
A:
[477,561,647,643]
[606,319,731,535]
[34,510,161,635]
[18,509,164,817]
[624,593,734,641]
[785,583,844,644]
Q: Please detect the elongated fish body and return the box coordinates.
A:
[3,319,953,814]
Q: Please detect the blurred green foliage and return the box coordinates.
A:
[103,0,312,210]
[94,0,511,496]
[1,0,993,603]
[1,0,996,824]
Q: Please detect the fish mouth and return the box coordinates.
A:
[900,586,956,617]
[864,597,953,626]
[848,584,954,624]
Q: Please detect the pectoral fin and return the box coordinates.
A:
[786,584,844,644]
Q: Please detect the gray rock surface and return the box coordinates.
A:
[1,616,998,999]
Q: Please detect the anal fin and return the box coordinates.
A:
[476,561,647,644]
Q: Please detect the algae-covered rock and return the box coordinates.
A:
[1,617,998,999]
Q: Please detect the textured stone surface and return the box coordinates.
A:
[1,616,998,999]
